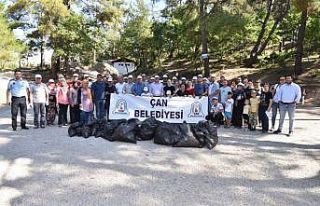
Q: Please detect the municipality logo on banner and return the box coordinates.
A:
[188,101,205,118]
[113,98,129,115]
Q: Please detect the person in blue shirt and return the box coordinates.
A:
[91,74,107,120]
[273,75,301,136]
[132,75,144,96]
[6,69,31,131]
[194,76,208,97]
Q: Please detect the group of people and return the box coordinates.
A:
[6,69,302,136]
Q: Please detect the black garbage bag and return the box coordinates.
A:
[138,118,160,141]
[81,120,96,138]
[174,123,202,148]
[68,122,83,137]
[111,121,138,143]
[154,122,181,145]
[192,121,218,150]
[92,119,107,138]
[102,119,127,141]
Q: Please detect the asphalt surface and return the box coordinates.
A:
[0,106,319,206]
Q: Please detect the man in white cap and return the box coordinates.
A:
[150,75,164,97]
[30,74,49,128]
[72,73,79,82]
[132,75,144,96]
[162,74,168,87]
[115,76,125,94]
[105,76,116,119]
[123,75,134,94]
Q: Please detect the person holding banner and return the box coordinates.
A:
[123,75,134,94]
[132,75,144,96]
[163,79,176,97]
[150,75,164,97]
[105,77,116,119]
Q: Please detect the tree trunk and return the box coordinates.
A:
[199,0,209,76]
[294,9,308,76]
[245,0,273,67]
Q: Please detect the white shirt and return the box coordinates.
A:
[274,82,301,103]
[150,82,164,96]
[31,83,48,103]
[211,103,224,113]
[123,82,134,94]
[7,79,29,97]
[115,82,125,94]
[224,98,234,113]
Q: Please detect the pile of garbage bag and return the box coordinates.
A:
[68,118,218,150]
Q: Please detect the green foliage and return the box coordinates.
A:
[0,5,25,70]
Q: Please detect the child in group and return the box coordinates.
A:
[242,99,250,129]
[249,90,260,131]
[224,92,234,128]
[207,97,224,126]
[141,86,153,97]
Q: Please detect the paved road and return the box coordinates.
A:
[0,106,319,206]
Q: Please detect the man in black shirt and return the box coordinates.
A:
[259,83,273,133]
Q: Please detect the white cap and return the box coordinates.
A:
[48,79,54,83]
[237,83,244,87]
[143,87,148,92]
[155,75,160,79]
[137,75,142,79]
[73,73,79,77]
[172,76,177,80]
[181,77,186,80]
[83,74,89,78]
[150,77,155,80]
[192,76,197,80]
[35,74,42,79]
[163,74,168,78]
[108,77,113,81]
[128,75,133,79]
[197,74,203,78]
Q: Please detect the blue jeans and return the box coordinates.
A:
[80,111,93,124]
[33,103,46,126]
[94,100,106,120]
[278,102,296,132]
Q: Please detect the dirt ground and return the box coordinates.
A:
[0,106,319,206]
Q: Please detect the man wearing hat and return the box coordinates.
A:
[123,75,134,94]
[6,69,31,130]
[150,75,164,97]
[30,74,49,128]
[132,75,144,96]
[206,97,224,125]
[162,74,168,87]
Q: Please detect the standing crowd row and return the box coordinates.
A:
[6,69,302,136]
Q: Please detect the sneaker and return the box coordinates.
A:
[286,131,293,137]
[13,128,17,131]
[40,125,45,129]
[273,130,281,134]
[21,126,29,130]
[34,126,39,129]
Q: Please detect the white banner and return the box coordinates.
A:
[109,94,208,123]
